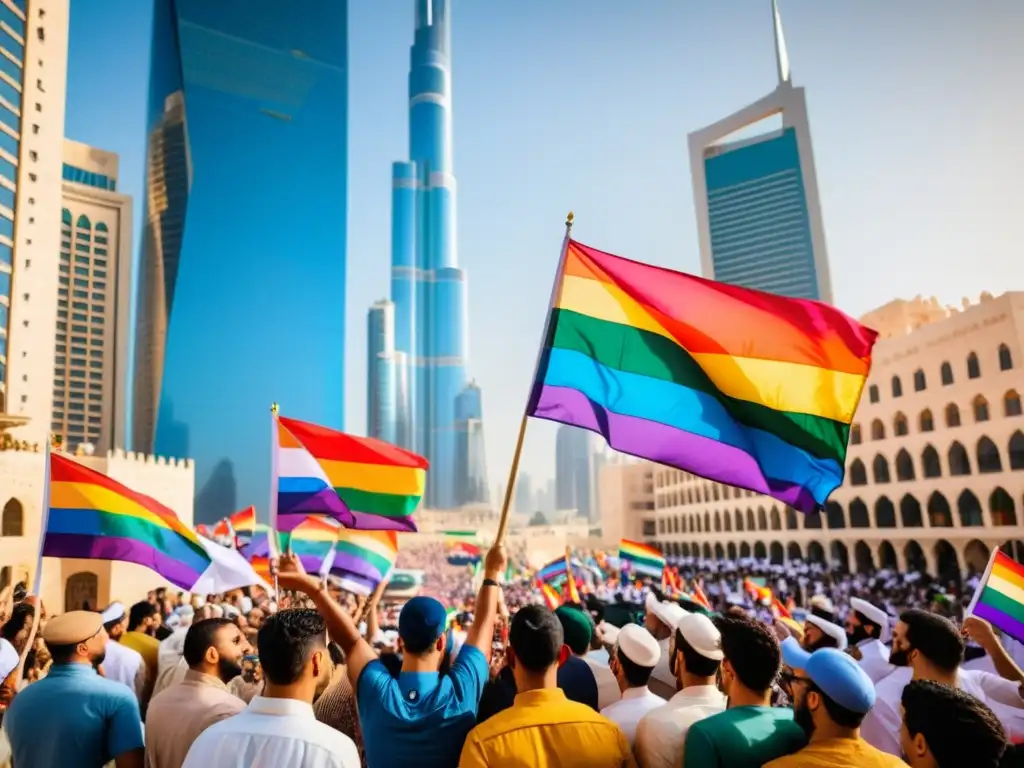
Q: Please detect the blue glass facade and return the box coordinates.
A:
[555,425,593,520]
[0,1,24,398]
[454,381,488,506]
[367,301,397,445]
[377,0,484,509]
[704,127,819,300]
[134,0,348,523]
[62,163,116,191]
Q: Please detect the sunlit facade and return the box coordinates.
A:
[635,293,1024,580]
[132,1,348,523]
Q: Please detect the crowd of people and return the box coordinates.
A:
[0,543,1019,767]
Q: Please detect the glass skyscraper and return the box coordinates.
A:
[133,0,348,523]
[688,0,832,303]
[555,424,594,520]
[371,0,485,509]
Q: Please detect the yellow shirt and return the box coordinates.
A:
[764,737,907,768]
[120,632,160,683]
[460,688,634,768]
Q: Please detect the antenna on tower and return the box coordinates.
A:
[771,0,791,85]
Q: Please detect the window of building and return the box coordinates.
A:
[940,362,954,386]
[850,424,861,445]
[967,352,981,379]
[894,412,908,437]
[973,395,990,423]
[919,409,934,432]
[999,344,1013,371]
[891,376,903,398]
[868,384,879,404]
[1006,390,1022,418]
[945,403,961,428]
[913,369,926,392]
[871,418,885,441]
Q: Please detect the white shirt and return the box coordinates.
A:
[583,655,622,710]
[634,684,727,768]
[862,666,1024,755]
[855,638,895,683]
[159,627,189,674]
[182,696,360,768]
[648,638,675,700]
[104,638,145,699]
[600,686,664,745]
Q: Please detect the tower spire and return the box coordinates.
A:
[771,0,791,85]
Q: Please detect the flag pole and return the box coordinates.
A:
[966,545,998,617]
[269,403,281,598]
[494,212,574,545]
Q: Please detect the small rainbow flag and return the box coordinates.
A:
[618,539,665,579]
[283,516,339,573]
[273,414,427,532]
[43,453,211,591]
[539,581,562,611]
[331,530,398,596]
[527,239,878,512]
[213,506,256,540]
[969,549,1024,642]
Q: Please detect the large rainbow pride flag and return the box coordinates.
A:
[527,240,877,512]
[273,414,427,532]
[44,453,211,590]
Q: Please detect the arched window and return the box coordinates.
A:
[849,498,870,528]
[757,507,768,530]
[872,454,891,484]
[893,412,908,437]
[919,409,934,432]
[850,424,862,445]
[977,436,1002,473]
[891,376,903,398]
[735,510,744,532]
[999,344,1013,372]
[1,499,22,537]
[990,487,1017,526]
[712,485,720,501]
[75,213,91,229]
[849,459,868,486]
[927,492,953,527]
[973,395,990,423]
[804,510,822,529]
[921,445,942,478]
[913,369,927,392]
[949,441,971,476]
[746,508,756,531]
[895,449,915,481]
[875,497,896,528]
[868,384,879,404]
[941,362,954,386]
[967,352,981,379]
[704,511,711,532]
[958,490,983,527]
[770,507,782,530]
[785,507,798,530]
[1005,390,1022,418]
[723,513,731,532]
[1011,431,1024,470]
[900,494,923,528]
[95,221,109,233]
[61,208,71,225]
[825,501,845,529]
[714,512,721,532]
[945,403,961,428]
[871,419,885,441]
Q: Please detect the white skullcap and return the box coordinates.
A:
[597,621,620,646]
[805,615,848,651]
[100,602,125,624]
[615,624,661,667]
[645,593,686,630]
[677,613,724,661]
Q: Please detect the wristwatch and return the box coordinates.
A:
[482,578,500,588]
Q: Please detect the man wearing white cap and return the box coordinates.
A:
[634,613,726,768]
[845,597,894,683]
[643,594,687,700]
[100,602,147,703]
[803,614,848,653]
[600,624,664,746]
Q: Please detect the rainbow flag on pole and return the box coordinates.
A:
[213,506,256,542]
[618,539,665,579]
[43,453,211,590]
[272,414,428,532]
[330,530,398,596]
[527,239,877,512]
[969,549,1024,642]
[283,516,339,573]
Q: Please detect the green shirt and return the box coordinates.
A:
[683,705,807,768]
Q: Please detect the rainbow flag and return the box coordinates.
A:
[43,453,211,590]
[618,539,665,579]
[282,516,339,573]
[539,581,562,611]
[969,550,1024,642]
[444,530,481,565]
[273,414,427,532]
[527,240,877,512]
[331,530,398,596]
[213,505,256,540]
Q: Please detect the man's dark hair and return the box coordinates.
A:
[128,600,158,632]
[900,609,963,671]
[0,602,33,641]
[183,618,237,668]
[674,627,721,678]
[615,647,655,687]
[46,643,78,664]
[902,679,1007,767]
[327,641,345,667]
[853,611,881,639]
[714,614,780,693]
[509,604,564,673]
[257,609,327,686]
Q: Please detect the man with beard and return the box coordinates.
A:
[765,639,904,767]
[2,611,145,768]
[844,598,894,683]
[144,618,252,768]
[802,614,847,652]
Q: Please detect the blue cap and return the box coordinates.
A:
[782,637,876,714]
[398,597,448,653]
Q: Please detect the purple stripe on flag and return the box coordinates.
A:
[348,509,418,532]
[43,533,203,591]
[332,552,384,582]
[277,487,355,530]
[974,602,1024,644]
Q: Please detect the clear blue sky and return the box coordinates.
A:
[66,1,1024,499]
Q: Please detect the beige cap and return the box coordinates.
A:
[42,611,103,645]
[645,593,686,630]
[616,624,661,667]
[677,613,724,660]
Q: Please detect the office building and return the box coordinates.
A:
[379,0,483,508]
[688,0,832,302]
[0,0,69,445]
[556,424,594,520]
[612,292,1024,580]
[367,299,399,445]
[132,1,349,523]
[454,380,488,505]
[52,139,131,453]
[515,472,533,516]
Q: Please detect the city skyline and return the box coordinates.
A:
[64,1,1024,497]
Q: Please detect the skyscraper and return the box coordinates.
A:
[133,1,348,523]
[688,0,832,302]
[0,1,69,445]
[454,380,488,506]
[514,471,533,516]
[367,300,397,445]
[53,140,132,453]
[378,0,483,508]
[555,424,594,520]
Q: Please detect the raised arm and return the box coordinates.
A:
[463,544,508,658]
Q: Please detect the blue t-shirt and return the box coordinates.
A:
[3,663,143,767]
[358,644,488,768]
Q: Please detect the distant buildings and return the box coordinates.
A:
[556,425,595,520]
[52,140,132,453]
[515,472,533,516]
[367,299,405,446]
[454,381,488,505]
[132,1,349,523]
[688,0,831,302]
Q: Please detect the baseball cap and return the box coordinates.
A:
[781,637,876,714]
[398,596,448,653]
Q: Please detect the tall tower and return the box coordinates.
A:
[383,0,477,509]
[687,0,832,303]
[366,299,398,445]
